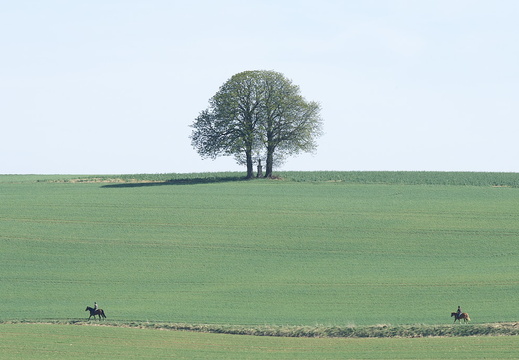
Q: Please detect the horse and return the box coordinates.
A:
[85,306,106,320]
[451,312,470,323]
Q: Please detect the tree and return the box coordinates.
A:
[190,70,323,178]
[257,71,322,177]
[191,71,263,178]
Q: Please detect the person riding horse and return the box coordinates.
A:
[451,305,470,323]
[86,304,106,320]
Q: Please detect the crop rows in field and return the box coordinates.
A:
[1,172,519,328]
[277,171,519,187]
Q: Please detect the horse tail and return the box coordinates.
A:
[465,314,470,321]
[101,310,106,318]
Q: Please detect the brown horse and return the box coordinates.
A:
[451,312,470,323]
[86,306,106,320]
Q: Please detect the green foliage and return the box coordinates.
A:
[190,71,323,177]
[1,172,519,328]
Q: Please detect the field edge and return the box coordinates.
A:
[2,171,519,187]
[2,320,519,338]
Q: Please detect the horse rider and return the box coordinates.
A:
[94,302,99,311]
[456,306,462,318]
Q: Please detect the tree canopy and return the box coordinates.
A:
[190,70,323,178]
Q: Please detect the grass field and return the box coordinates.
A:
[2,323,519,359]
[1,172,519,357]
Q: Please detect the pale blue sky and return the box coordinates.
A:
[2,0,518,174]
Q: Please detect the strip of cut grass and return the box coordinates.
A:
[1,323,519,360]
[5,320,519,338]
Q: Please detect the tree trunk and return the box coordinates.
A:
[265,147,274,178]
[246,150,254,179]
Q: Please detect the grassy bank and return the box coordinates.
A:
[3,320,519,338]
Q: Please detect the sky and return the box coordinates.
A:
[1,0,518,174]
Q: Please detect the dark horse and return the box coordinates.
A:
[451,312,470,323]
[85,306,106,320]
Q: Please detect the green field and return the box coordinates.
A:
[2,323,519,359]
[1,172,519,358]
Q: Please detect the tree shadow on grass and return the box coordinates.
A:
[100,175,248,188]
